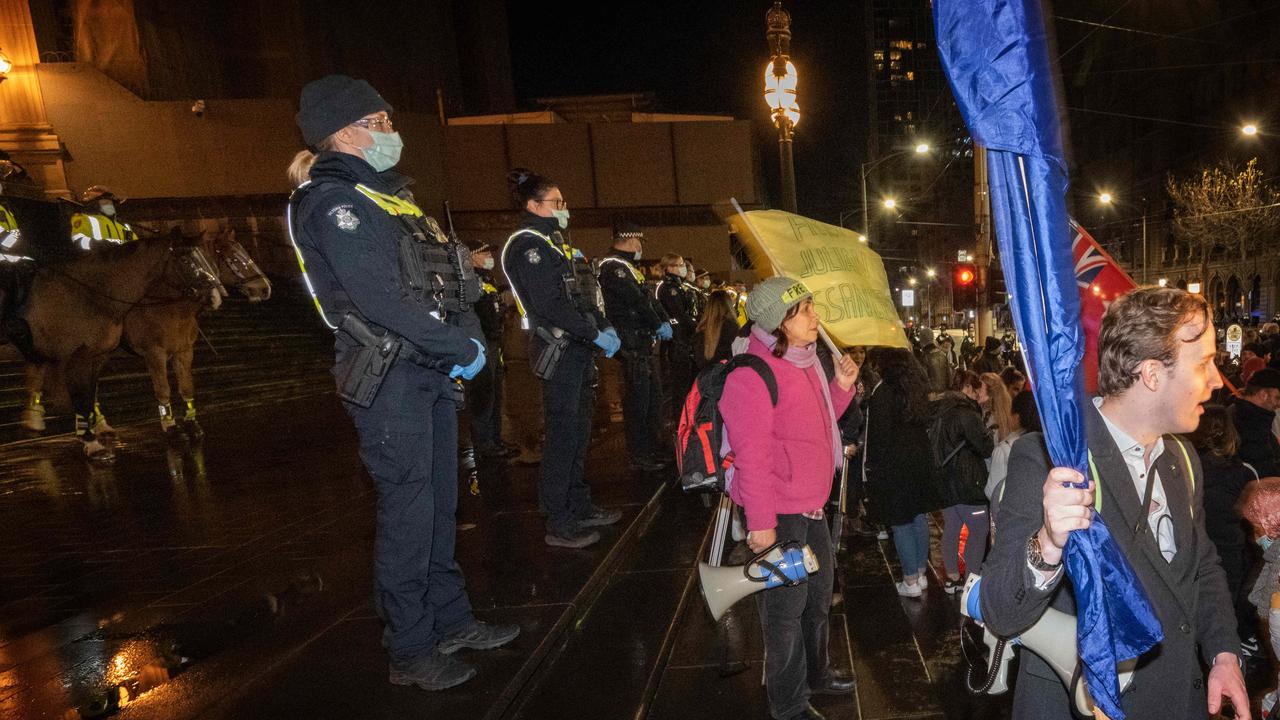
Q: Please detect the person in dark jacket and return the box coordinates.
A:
[862,348,941,597]
[501,168,623,549]
[657,253,698,416]
[287,75,517,691]
[597,223,671,470]
[1190,404,1261,659]
[934,371,995,593]
[972,336,1005,374]
[918,327,951,396]
[1230,368,1280,479]
[692,289,738,371]
[467,244,516,459]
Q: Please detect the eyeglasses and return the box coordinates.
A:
[352,116,394,132]
[538,197,567,210]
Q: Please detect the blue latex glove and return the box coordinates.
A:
[656,322,673,341]
[450,339,487,380]
[593,328,622,358]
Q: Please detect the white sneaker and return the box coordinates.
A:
[876,530,889,540]
[895,580,922,598]
[917,572,928,590]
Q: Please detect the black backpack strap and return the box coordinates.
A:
[727,354,778,407]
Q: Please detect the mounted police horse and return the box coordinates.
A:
[112,228,271,442]
[2,230,221,461]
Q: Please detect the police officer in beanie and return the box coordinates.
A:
[287,75,518,692]
[501,167,623,549]
[598,222,672,470]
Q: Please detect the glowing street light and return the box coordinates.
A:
[0,48,12,81]
[1098,192,1113,204]
[926,268,937,278]
[882,197,897,210]
[907,277,918,286]
[857,234,867,243]
[764,2,799,212]
[1242,123,1259,137]
[914,142,930,154]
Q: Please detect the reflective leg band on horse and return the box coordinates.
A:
[183,398,197,421]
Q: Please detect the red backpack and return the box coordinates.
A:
[676,354,777,493]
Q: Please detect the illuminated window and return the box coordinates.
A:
[889,60,901,70]
[906,111,913,120]
[873,50,884,61]
[891,40,913,50]
[889,50,902,60]
[917,42,927,49]
[905,71,914,81]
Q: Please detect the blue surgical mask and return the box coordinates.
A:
[634,250,642,261]
[482,258,495,271]
[551,208,570,229]
[361,130,403,172]
[1260,536,1274,552]
[99,201,116,217]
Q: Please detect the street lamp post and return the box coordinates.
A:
[860,142,928,243]
[765,2,800,213]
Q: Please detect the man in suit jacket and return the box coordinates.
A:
[980,287,1249,720]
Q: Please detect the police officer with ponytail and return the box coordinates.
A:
[288,75,517,692]
[501,168,622,549]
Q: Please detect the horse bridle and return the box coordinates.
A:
[213,241,268,288]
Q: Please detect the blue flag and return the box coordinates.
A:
[934,2,1163,718]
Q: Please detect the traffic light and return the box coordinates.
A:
[953,263,977,310]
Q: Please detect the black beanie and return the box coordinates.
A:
[296,75,393,150]
[984,336,1002,353]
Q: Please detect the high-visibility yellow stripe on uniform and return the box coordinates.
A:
[501,227,572,327]
[599,256,646,284]
[354,184,424,217]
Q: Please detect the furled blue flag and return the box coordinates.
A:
[934,1,1163,718]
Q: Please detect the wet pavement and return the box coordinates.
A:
[1,320,1267,719]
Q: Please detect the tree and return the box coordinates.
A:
[1166,158,1280,290]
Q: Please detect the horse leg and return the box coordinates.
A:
[143,347,183,443]
[91,396,117,438]
[20,363,47,433]
[173,346,203,442]
[67,356,114,463]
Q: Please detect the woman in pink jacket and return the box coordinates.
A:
[720,277,859,720]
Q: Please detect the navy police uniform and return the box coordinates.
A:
[657,271,698,416]
[289,150,484,666]
[598,248,666,462]
[501,213,611,538]
[468,274,508,455]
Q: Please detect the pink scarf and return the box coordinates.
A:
[750,325,842,469]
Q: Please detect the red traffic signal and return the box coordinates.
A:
[953,263,977,310]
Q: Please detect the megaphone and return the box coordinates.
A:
[699,541,819,621]
[960,575,1136,716]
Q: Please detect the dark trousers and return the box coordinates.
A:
[349,365,472,664]
[468,352,504,449]
[619,343,662,458]
[758,514,835,719]
[539,342,596,536]
[665,339,694,421]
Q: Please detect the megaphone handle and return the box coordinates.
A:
[753,558,801,587]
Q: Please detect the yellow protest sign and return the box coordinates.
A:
[728,208,908,349]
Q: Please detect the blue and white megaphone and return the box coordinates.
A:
[960,574,1136,716]
[699,541,819,621]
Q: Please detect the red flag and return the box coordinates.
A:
[1070,220,1137,393]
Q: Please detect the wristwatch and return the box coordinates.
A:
[1027,533,1062,572]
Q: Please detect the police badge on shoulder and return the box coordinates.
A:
[329,205,360,232]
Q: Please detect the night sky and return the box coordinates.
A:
[506,1,871,223]
[505,0,1280,237]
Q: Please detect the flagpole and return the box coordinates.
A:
[973,143,995,342]
[729,198,843,359]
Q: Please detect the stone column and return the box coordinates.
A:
[0,0,69,198]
